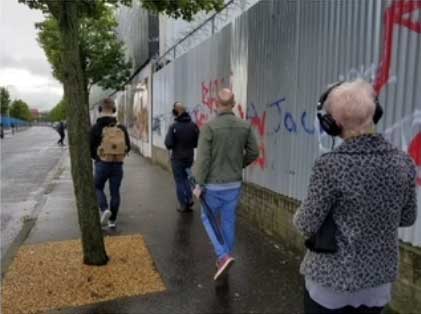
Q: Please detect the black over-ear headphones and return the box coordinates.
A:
[172,102,179,116]
[317,81,383,136]
[98,104,116,114]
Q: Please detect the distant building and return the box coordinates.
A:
[30,108,40,120]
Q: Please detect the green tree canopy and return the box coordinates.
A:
[22,0,224,22]
[48,99,66,122]
[9,99,32,121]
[142,0,224,21]
[0,87,11,116]
[36,3,132,92]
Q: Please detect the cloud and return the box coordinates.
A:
[0,55,54,78]
[0,0,62,111]
[0,68,62,111]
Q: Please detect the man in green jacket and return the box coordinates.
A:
[193,88,259,280]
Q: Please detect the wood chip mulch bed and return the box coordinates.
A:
[1,234,166,314]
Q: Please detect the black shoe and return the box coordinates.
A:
[177,207,193,213]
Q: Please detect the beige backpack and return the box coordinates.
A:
[97,125,127,162]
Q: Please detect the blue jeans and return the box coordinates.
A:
[95,161,123,221]
[201,187,242,260]
[171,159,193,208]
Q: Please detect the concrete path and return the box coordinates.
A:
[22,152,304,314]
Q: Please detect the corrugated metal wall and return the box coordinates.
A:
[116,2,151,70]
[153,26,233,148]
[153,0,420,246]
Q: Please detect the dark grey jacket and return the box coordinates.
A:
[165,112,199,162]
[294,134,417,292]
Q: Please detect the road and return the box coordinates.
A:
[1,127,65,259]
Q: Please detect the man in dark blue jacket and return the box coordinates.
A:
[57,121,66,145]
[165,102,199,213]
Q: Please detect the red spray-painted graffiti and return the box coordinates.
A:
[408,132,421,186]
[192,82,219,128]
[237,105,245,119]
[373,1,421,185]
[193,72,245,128]
[202,74,233,111]
[384,109,421,187]
[374,0,421,94]
[248,103,267,169]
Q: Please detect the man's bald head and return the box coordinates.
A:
[216,88,235,112]
[174,101,186,112]
[101,97,116,113]
[173,101,186,116]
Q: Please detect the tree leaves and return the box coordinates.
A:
[36,3,132,92]
[10,99,32,121]
[0,87,11,116]
[141,0,224,21]
[36,17,64,82]
[48,99,66,122]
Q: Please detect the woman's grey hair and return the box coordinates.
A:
[325,79,376,137]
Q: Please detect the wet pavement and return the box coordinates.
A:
[24,153,304,314]
[0,127,65,261]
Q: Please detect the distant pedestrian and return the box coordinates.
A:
[293,79,417,314]
[11,122,15,135]
[193,88,259,280]
[90,97,130,229]
[165,102,199,213]
[56,121,66,145]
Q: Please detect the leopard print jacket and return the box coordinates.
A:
[293,134,417,292]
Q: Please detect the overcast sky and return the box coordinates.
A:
[0,0,62,111]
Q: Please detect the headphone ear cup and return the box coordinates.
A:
[373,98,383,124]
[316,81,345,137]
[98,105,102,113]
[317,113,342,136]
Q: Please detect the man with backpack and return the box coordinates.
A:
[165,101,199,213]
[90,97,130,229]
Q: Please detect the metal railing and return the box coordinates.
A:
[154,0,235,71]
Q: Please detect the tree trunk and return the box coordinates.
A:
[52,1,108,265]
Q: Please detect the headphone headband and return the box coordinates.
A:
[317,81,383,137]
[317,81,344,110]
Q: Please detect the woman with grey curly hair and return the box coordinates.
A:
[294,79,417,314]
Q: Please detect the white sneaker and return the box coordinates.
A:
[108,220,116,229]
[214,256,235,281]
[100,210,112,225]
